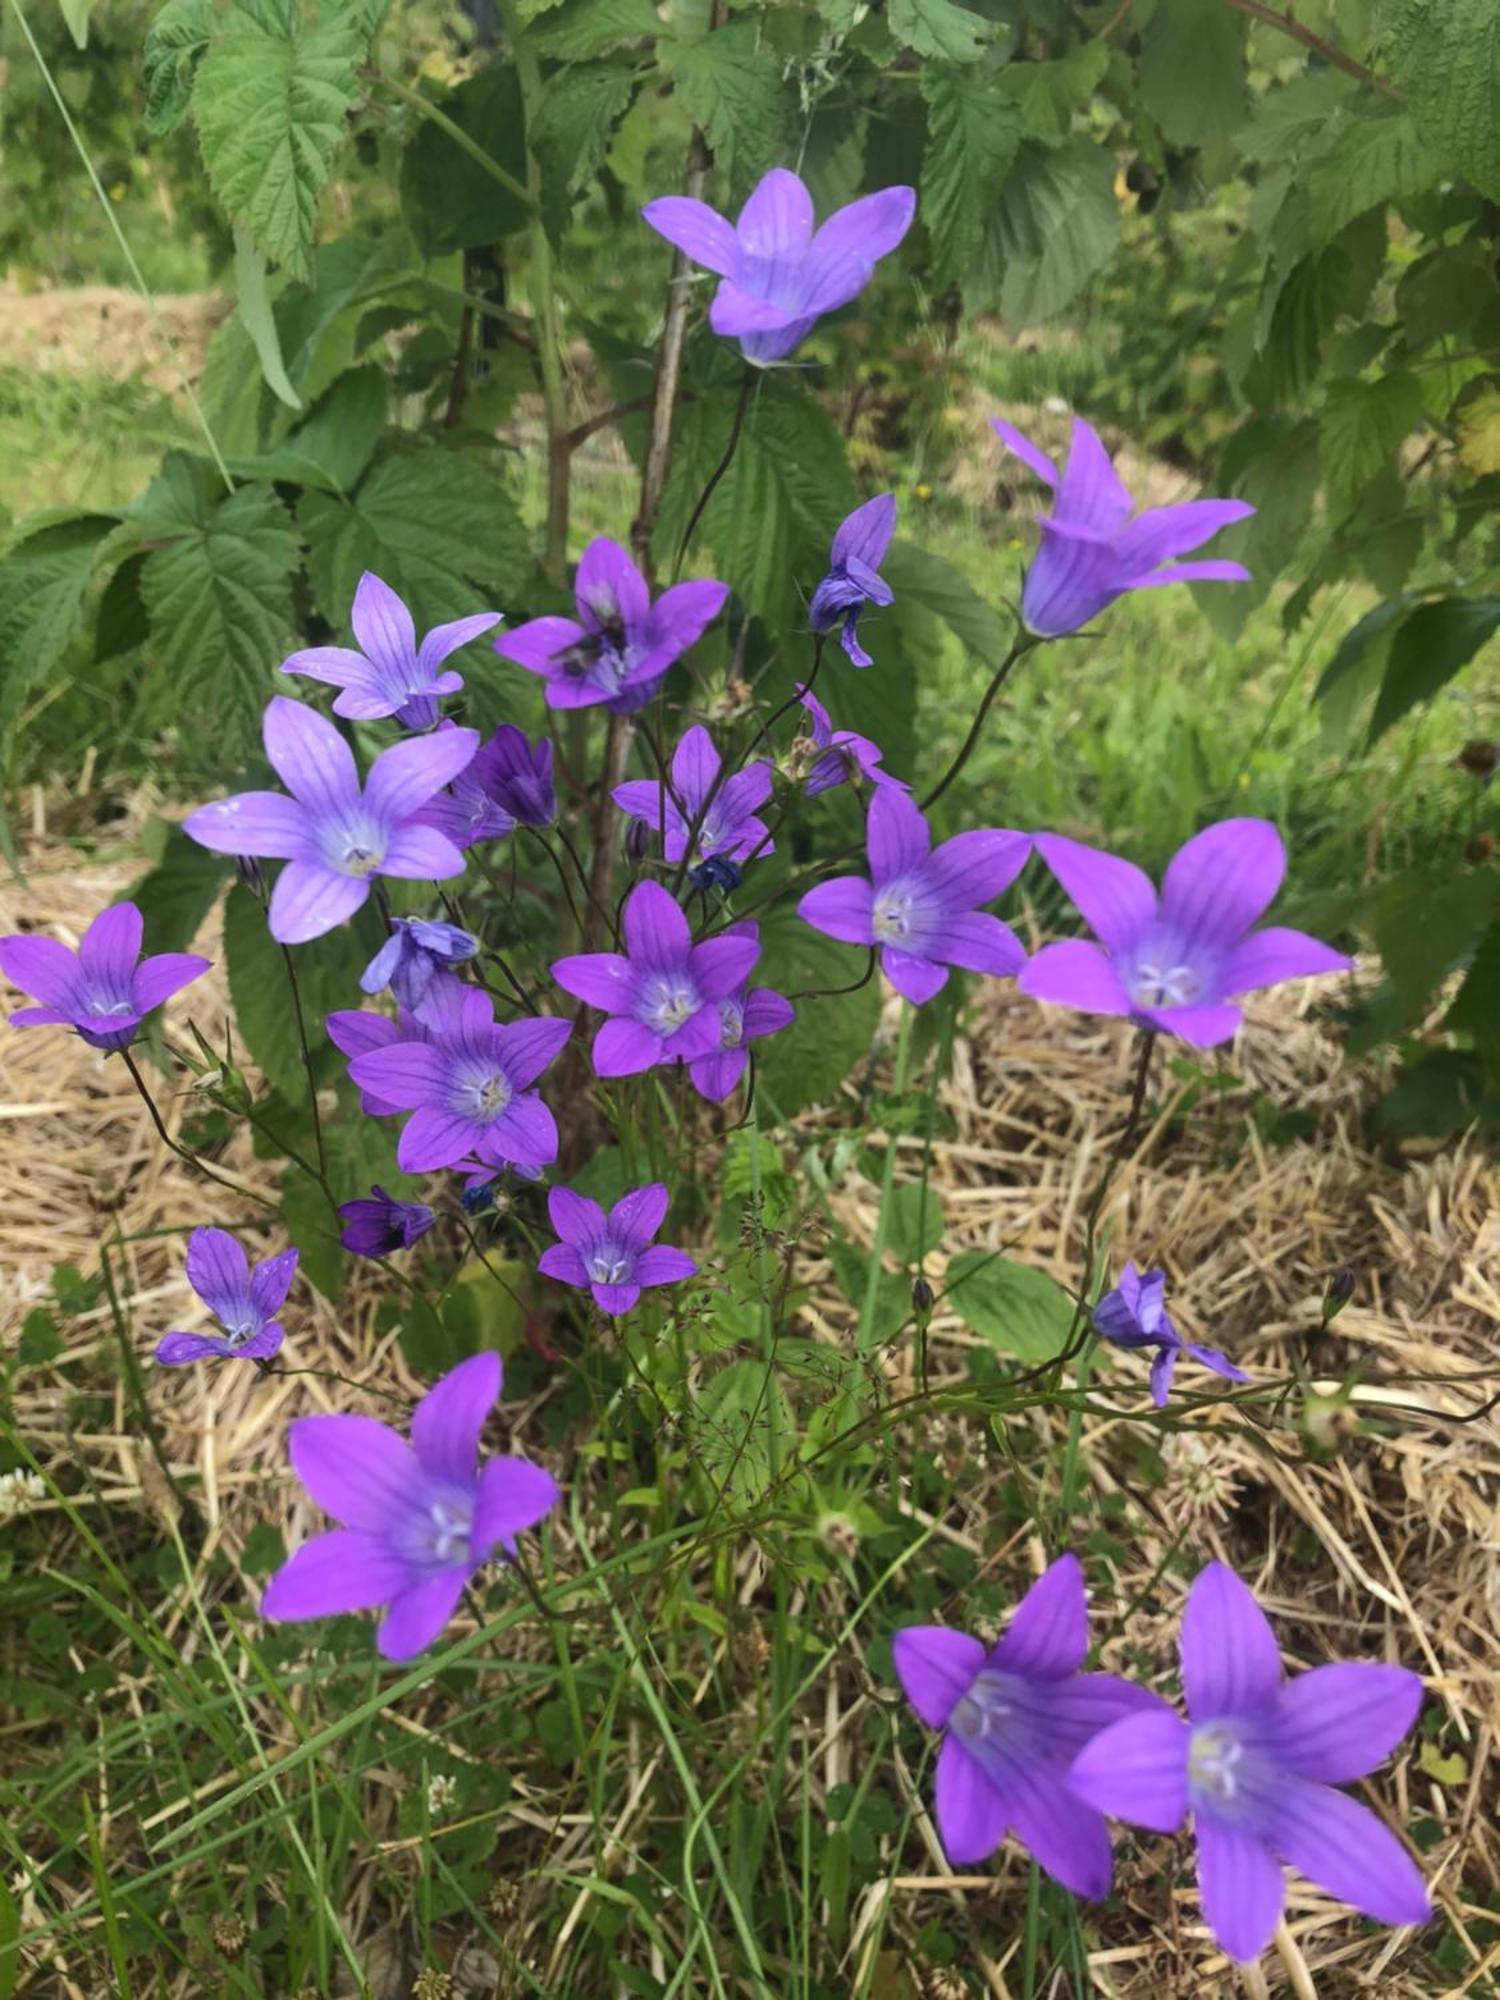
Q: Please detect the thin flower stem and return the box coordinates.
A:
[525,830,583,935]
[919,635,1034,812]
[858,1003,913,1359]
[265,1364,407,1407]
[737,632,825,777]
[378,72,536,211]
[787,947,876,1002]
[457,1217,530,1315]
[555,816,619,942]
[118,1049,277,1210]
[672,363,756,583]
[279,944,328,1181]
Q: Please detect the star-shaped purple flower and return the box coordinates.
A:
[798,686,907,798]
[809,494,896,666]
[328,996,437,1117]
[643,168,916,365]
[798,789,1029,1006]
[361,916,479,1011]
[495,538,727,714]
[339,1186,436,1259]
[992,415,1254,638]
[345,980,571,1174]
[613,725,774,866]
[260,1351,560,1661]
[154,1227,299,1366]
[184,697,478,945]
[685,920,795,1102]
[0,902,209,1053]
[1093,1263,1248,1407]
[551,880,761,1077]
[538,1184,697,1316]
[279,570,500,731]
[1019,819,1352,1049]
[1070,1563,1430,1964]
[473,725,556,829]
[893,1555,1168,1897]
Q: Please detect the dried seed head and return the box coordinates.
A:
[412,1971,454,2000]
[210,1913,249,1959]
[426,1772,458,1817]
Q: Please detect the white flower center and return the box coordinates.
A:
[588,1247,631,1286]
[872,888,915,944]
[454,1062,511,1123]
[950,1670,1016,1746]
[423,1497,473,1566]
[640,973,699,1035]
[1131,959,1201,1008]
[1189,1724,1244,1804]
[719,1000,744,1049]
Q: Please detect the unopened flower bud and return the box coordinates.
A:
[235,854,266,899]
[911,1274,935,1319]
[1457,739,1499,784]
[1321,1267,1356,1323]
[624,818,651,864]
[688,854,743,897]
[214,1063,253,1115]
[461,1179,497,1216]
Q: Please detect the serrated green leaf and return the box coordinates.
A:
[527,0,656,59]
[1445,914,1500,1069]
[1202,416,1320,637]
[280,1163,344,1298]
[887,0,990,61]
[222,881,367,1101]
[664,22,783,195]
[919,70,1020,289]
[282,363,388,493]
[233,228,302,413]
[981,140,1119,327]
[1368,597,1500,744]
[1311,600,1403,750]
[1139,0,1247,146]
[298,449,529,631]
[882,541,1012,671]
[127,825,231,955]
[0,513,115,734]
[136,457,299,750]
[1372,869,1498,1022]
[193,0,369,282]
[398,67,529,258]
[1397,243,1500,350]
[945,1252,1075,1362]
[1384,0,1500,200]
[143,0,216,136]
[95,550,150,661]
[1318,371,1422,516]
[1302,109,1442,241]
[694,1356,792,1511]
[534,62,636,237]
[1251,243,1353,405]
[754,907,880,1121]
[996,39,1109,142]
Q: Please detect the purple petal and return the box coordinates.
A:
[642,579,729,673]
[737,167,814,259]
[472,1456,561,1556]
[366,727,479,822]
[538,1242,589,1287]
[641,194,741,276]
[891,1625,984,1729]
[991,417,1060,489]
[1067,1709,1191,1832]
[1031,834,1156,953]
[1005,1757,1116,1901]
[494,615,587,676]
[1219,926,1352,996]
[1149,1346,1178,1406]
[867,787,929,882]
[0,933,84,1008]
[130,952,212,1013]
[622,880,691,965]
[689,1049,748,1100]
[551,951,638,1013]
[485,1091,558,1171]
[810,184,916,266]
[990,1554,1087,1680]
[610,1183,669,1249]
[661,1004,722,1062]
[183,790,311,860]
[1267,1778,1431,1929]
[327,1010,402,1057]
[1055,418,1135,536]
[831,493,898,571]
[882,948,947,1005]
[492,1014,572,1090]
[262,697,359,815]
[797,876,875,946]
[1139,1001,1244,1048]
[576,537,650,635]
[78,902,142,989]
[1182,1563,1282,1721]
[1160,820,1286,957]
[267,863,369,944]
[1269,1665,1424,1784]
[933,1734,1009,1866]
[411,1351,501,1483]
[593,1018,664,1075]
[1130,559,1253,590]
[1184,1342,1250,1387]
[635,1245,697,1286]
[591,1281,641,1316]
[709,281,799,337]
[1115,499,1256,574]
[1021,524,1126,639]
[237,1320,286,1362]
[397,1105,485,1172]
[380,824,468,880]
[185,1227,251,1320]
[418,611,502,677]
[925,829,1031,909]
[260,1529,411,1621]
[690,932,760,1002]
[1195,1814,1286,1964]
[742,988,795,1038]
[280,644,370,689]
[347,1043,448,1114]
[378,1569,467,1661]
[248,1246,299,1320]
[670,725,719,814]
[288,1414,418,1531]
[155,1331,238,1364]
[350,571,416,676]
[934,912,1026,980]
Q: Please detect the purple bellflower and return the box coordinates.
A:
[1092,1263,1249,1407]
[496,538,727,714]
[892,1555,1169,1897]
[184,697,478,945]
[992,415,1254,638]
[260,1351,560,1661]
[809,494,897,666]
[643,168,916,365]
[345,979,571,1174]
[361,916,479,1011]
[1069,1563,1431,1964]
[0,902,208,1053]
[685,920,795,1101]
[473,725,556,829]
[798,686,907,798]
[613,726,774,865]
[412,718,517,851]
[339,1186,436,1259]
[279,570,500,731]
[1019,819,1352,1049]
[154,1227,299,1366]
[798,788,1029,1006]
[538,1184,697,1316]
[328,999,436,1118]
[551,880,761,1077]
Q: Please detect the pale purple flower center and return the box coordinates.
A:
[637,971,701,1035]
[949,1668,1028,1753]
[1128,955,1203,1008]
[394,1483,475,1570]
[448,1056,512,1123]
[586,1238,634,1287]
[718,999,744,1049]
[320,808,387,878]
[872,877,936,951]
[85,987,134,1019]
[1188,1721,1252,1810]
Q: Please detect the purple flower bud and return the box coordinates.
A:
[360,916,480,1012]
[809,496,897,667]
[1092,1263,1248,1407]
[338,1185,436,1259]
[473,725,556,828]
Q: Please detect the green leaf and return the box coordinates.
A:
[527,0,656,59]
[299,448,530,631]
[945,1252,1076,1363]
[1445,914,1500,1069]
[1318,372,1423,516]
[1368,597,1500,744]
[882,541,1012,671]
[222,881,367,1101]
[280,1163,344,1299]
[60,0,94,49]
[1312,600,1404,750]
[694,1356,792,1511]
[919,70,1021,289]
[534,62,636,235]
[95,550,150,661]
[754,908,879,1121]
[1202,416,1320,635]
[996,40,1109,142]
[1251,243,1353,404]
[1384,0,1500,200]
[136,457,299,751]
[886,1181,946,1264]
[663,23,784,195]
[981,141,1119,327]
[1397,243,1500,350]
[887,0,990,61]
[1302,110,1443,240]
[233,228,302,413]
[193,0,370,282]
[1139,0,1247,146]
[1371,869,1498,1022]
[127,825,231,954]
[398,67,529,257]
[0,512,115,735]
[281,363,388,493]
[142,0,216,136]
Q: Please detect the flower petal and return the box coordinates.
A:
[486,1091,558,1171]
[1115,499,1256,574]
[1182,1563,1282,1721]
[261,1529,412,1621]
[991,417,1060,489]
[1129,559,1252,590]
[268,863,369,944]
[891,1624,984,1729]
[183,790,311,860]
[379,824,467,880]
[1067,1709,1191,1832]
[670,725,719,813]
[288,1414,418,1531]
[593,1018,663,1075]
[926,829,1031,910]
[154,1332,236,1364]
[1005,1756,1116,1900]
[622,879,691,965]
[411,1351,501,1483]
[350,571,416,677]
[551,951,638,1013]
[1267,1778,1431,1929]
[366,727,479,823]
[933,912,1026,980]
[741,988,795,1038]
[737,166,815,259]
[641,194,741,276]
[867,787,930,883]
[248,1246,299,1321]
[130,952,212,1014]
[797,876,875,945]
[472,1456,561,1556]
[1195,1813,1286,1964]
[1218,926,1352,996]
[831,493,898,571]
[709,281,799,337]
[689,1049,748,1100]
[547,1186,607,1244]
[78,902,142,991]
[417,611,502,677]
[1269,1665,1424,1784]
[280,644,370,688]
[1055,417,1135,536]
[576,537,650,636]
[494,615,587,676]
[1160,820,1286,959]
[397,1105,484,1172]
[345,1042,447,1110]
[640,579,729,675]
[185,1227,251,1320]
[635,1245,697,1287]
[0,933,85,1007]
[538,1242,589,1286]
[1139,1001,1244,1048]
[378,1569,468,1660]
[492,1014,572,1090]
[1031,833,1156,953]
[610,1182,670,1249]
[263,696,359,816]
[591,1281,641,1316]
[933,1734,1010,1866]
[990,1554,1088,1679]
[810,184,915,266]
[882,949,947,1005]
[690,932,760,1002]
